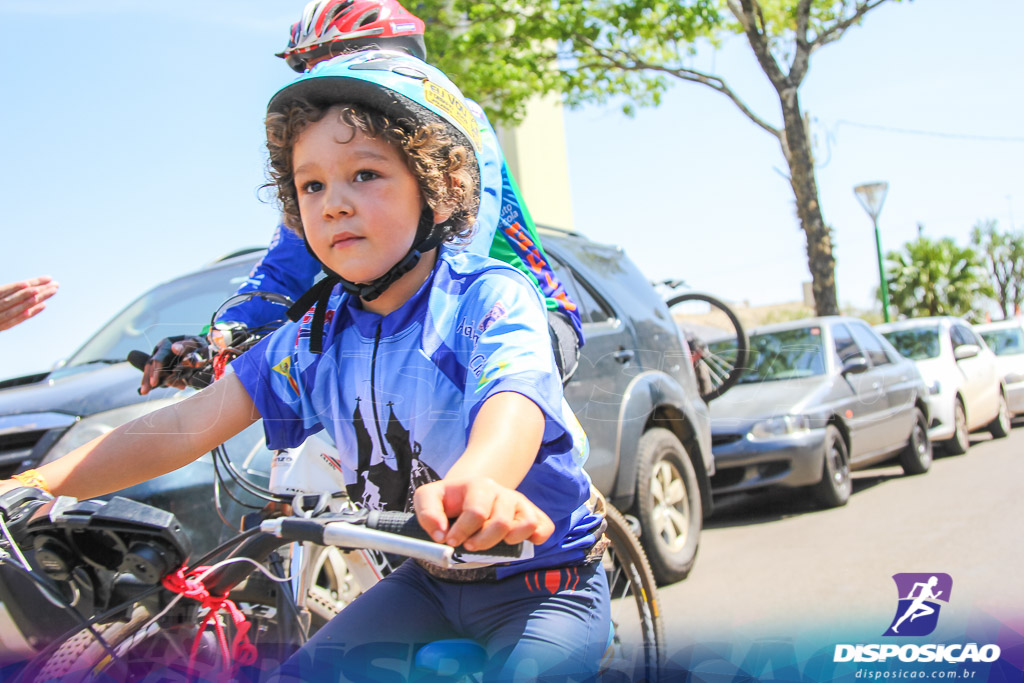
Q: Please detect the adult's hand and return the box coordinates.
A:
[139,336,208,395]
[0,276,59,332]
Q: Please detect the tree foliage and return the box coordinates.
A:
[970,219,1024,319]
[884,235,992,321]
[418,0,898,316]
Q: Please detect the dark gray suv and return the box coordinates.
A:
[0,228,712,586]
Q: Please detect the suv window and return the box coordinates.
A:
[546,252,613,324]
[65,260,256,370]
[849,322,891,366]
[831,323,863,365]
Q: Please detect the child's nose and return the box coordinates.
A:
[323,187,354,219]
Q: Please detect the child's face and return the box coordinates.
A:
[293,106,447,285]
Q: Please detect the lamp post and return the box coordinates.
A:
[854,182,891,322]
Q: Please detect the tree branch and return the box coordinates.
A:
[574,39,782,138]
[811,0,890,51]
[732,0,789,92]
[789,0,814,85]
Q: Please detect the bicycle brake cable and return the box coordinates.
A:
[212,444,283,502]
[212,447,268,510]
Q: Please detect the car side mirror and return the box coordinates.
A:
[954,344,981,361]
[841,357,870,376]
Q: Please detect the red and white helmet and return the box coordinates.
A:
[277,0,426,72]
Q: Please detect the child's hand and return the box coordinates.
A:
[414,477,554,552]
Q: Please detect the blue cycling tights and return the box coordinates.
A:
[272,558,610,682]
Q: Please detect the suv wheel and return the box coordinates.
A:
[634,428,702,585]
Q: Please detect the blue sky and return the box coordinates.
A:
[1,0,1021,381]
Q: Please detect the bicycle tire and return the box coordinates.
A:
[26,605,232,683]
[601,503,665,682]
[665,292,748,401]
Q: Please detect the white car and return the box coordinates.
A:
[876,316,1010,453]
[975,319,1024,416]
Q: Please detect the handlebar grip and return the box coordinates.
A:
[366,510,524,559]
[127,350,150,371]
[277,518,326,545]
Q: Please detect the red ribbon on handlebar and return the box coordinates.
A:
[162,565,259,677]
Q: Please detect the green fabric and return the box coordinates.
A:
[488,170,558,311]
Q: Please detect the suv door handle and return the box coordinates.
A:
[614,348,635,364]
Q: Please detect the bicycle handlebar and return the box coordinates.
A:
[263,517,455,567]
[262,510,528,569]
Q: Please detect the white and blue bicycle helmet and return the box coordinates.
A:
[270,50,482,350]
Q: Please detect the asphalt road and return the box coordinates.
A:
[655,422,1024,675]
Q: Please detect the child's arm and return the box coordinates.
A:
[413,391,555,552]
[2,374,259,500]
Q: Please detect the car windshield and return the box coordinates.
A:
[880,327,940,360]
[716,326,827,384]
[979,327,1024,356]
[63,260,256,370]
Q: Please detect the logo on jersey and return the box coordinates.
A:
[478,301,507,333]
[477,359,510,390]
[272,356,301,397]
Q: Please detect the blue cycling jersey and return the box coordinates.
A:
[219,99,584,343]
[231,249,601,577]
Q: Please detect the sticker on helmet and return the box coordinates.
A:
[423,81,481,151]
[391,22,418,34]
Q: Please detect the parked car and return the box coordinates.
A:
[876,316,1010,454]
[707,316,931,508]
[0,228,712,589]
[974,319,1024,417]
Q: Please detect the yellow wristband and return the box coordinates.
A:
[11,469,51,494]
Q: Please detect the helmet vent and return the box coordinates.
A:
[356,9,380,27]
[328,0,356,25]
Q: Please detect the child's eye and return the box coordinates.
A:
[301,180,323,194]
[354,170,379,182]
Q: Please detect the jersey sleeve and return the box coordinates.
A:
[228,321,326,450]
[456,271,570,446]
[217,224,322,329]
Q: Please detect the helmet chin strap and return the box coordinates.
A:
[287,207,449,354]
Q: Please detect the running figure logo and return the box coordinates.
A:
[883,573,952,636]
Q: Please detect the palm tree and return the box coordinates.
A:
[884,236,992,320]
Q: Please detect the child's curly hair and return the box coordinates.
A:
[265,101,478,243]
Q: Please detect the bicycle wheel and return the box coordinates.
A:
[601,503,665,682]
[665,292,748,402]
[305,546,364,627]
[25,600,284,683]
[26,606,217,683]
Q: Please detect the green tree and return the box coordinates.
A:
[970,219,1024,319]
[421,0,903,316]
[884,235,992,320]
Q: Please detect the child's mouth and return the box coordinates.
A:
[331,233,363,249]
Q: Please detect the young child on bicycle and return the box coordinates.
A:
[3,51,609,681]
[139,0,582,397]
